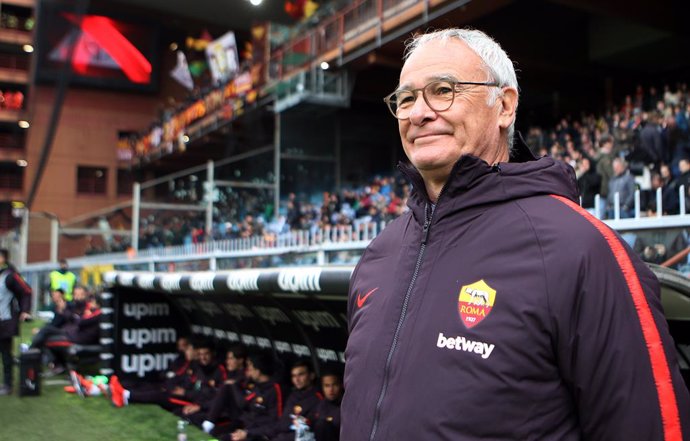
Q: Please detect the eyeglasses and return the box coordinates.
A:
[383,80,500,119]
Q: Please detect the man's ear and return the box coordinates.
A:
[498,87,518,130]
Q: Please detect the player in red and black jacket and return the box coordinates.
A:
[224,353,284,441]
[311,371,342,441]
[185,341,227,401]
[0,248,32,395]
[110,337,207,410]
[189,344,249,431]
[265,359,323,441]
[177,340,228,417]
[165,336,190,382]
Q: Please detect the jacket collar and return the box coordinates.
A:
[399,133,578,225]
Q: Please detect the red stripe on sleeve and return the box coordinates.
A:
[168,398,195,406]
[45,341,73,348]
[551,194,682,441]
[12,273,31,294]
[274,383,283,418]
[176,361,189,376]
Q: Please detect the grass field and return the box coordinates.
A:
[0,323,211,441]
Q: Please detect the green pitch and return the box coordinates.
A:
[0,323,211,441]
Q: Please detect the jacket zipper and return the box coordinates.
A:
[368,201,436,441]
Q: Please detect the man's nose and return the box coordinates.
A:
[408,93,436,124]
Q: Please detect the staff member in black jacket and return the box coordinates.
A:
[0,248,32,395]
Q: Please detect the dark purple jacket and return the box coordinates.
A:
[342,141,690,440]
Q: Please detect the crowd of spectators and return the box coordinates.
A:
[0,89,24,110]
[86,82,690,269]
[526,82,690,218]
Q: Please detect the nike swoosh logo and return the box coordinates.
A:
[357,287,379,308]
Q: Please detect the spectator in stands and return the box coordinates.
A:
[49,259,77,301]
[612,118,634,155]
[641,171,664,215]
[311,371,342,441]
[606,157,636,218]
[595,135,614,199]
[0,248,32,396]
[286,193,302,230]
[639,112,665,166]
[575,157,601,211]
[662,157,690,214]
[343,27,690,440]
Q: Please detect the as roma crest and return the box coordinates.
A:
[458,279,496,328]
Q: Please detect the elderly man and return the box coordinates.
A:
[342,28,690,440]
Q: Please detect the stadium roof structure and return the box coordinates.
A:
[113,0,309,30]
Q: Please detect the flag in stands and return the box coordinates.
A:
[170,51,194,91]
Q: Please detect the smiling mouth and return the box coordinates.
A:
[412,134,446,142]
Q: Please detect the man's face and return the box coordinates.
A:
[397,39,513,179]
[226,351,244,371]
[613,160,625,176]
[321,375,342,401]
[51,290,64,303]
[245,360,259,381]
[580,158,590,172]
[185,344,196,361]
[176,338,189,353]
[197,348,213,366]
[73,287,87,301]
[290,366,313,390]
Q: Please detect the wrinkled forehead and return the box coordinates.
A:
[399,38,485,88]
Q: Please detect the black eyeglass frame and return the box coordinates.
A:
[383,80,501,119]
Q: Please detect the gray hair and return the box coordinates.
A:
[404,28,519,150]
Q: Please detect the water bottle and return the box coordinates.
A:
[294,416,315,441]
[176,419,187,441]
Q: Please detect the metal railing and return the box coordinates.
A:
[268,0,460,83]
[17,221,385,273]
[7,175,690,274]
[8,183,690,315]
